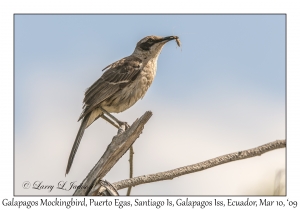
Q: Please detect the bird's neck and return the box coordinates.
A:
[131,49,162,64]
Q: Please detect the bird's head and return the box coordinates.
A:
[132,35,179,59]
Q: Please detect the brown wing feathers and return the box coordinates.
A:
[78,56,142,121]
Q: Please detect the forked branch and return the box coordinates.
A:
[73,111,153,196]
[73,110,285,195]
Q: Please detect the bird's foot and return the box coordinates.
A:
[117,121,130,135]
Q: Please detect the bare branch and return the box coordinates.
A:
[112,140,286,190]
[73,111,153,196]
[126,146,134,196]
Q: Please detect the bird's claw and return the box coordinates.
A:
[124,122,130,130]
[117,121,130,135]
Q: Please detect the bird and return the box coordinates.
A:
[66,35,179,175]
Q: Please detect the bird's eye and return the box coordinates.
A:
[148,38,154,43]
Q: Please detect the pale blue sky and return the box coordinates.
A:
[14,14,285,195]
[15,15,285,132]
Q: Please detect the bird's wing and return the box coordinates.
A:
[78,56,142,121]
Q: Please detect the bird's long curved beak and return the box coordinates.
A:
[157,36,179,43]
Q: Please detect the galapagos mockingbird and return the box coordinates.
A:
[66,35,179,175]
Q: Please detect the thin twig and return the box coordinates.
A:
[126,146,134,196]
[112,140,286,190]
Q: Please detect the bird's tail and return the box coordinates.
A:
[65,112,91,175]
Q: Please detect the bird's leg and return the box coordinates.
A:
[100,114,120,129]
[99,106,130,130]
[100,111,127,135]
